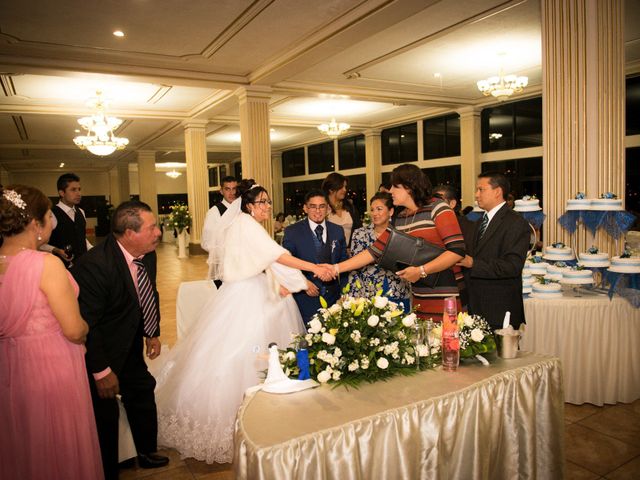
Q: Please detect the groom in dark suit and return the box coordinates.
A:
[459,172,530,330]
[283,189,348,324]
[73,201,168,480]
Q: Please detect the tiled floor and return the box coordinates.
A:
[122,241,640,480]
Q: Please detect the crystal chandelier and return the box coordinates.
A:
[165,169,182,179]
[317,118,350,139]
[73,91,129,156]
[477,69,528,101]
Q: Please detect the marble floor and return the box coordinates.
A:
[120,241,640,480]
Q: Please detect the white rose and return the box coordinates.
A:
[332,371,341,381]
[322,332,336,345]
[285,351,296,362]
[376,357,389,369]
[348,361,359,371]
[464,314,475,327]
[334,347,342,357]
[342,299,352,310]
[328,304,342,315]
[416,344,430,357]
[402,313,416,327]
[373,296,389,309]
[308,318,322,334]
[470,328,485,343]
[367,315,380,327]
[317,370,331,383]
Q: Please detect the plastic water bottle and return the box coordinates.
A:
[442,296,460,372]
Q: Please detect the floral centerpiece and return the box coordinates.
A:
[167,203,192,234]
[279,294,440,387]
[456,312,496,359]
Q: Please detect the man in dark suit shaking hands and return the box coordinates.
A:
[73,201,168,479]
[283,189,348,324]
[459,172,530,330]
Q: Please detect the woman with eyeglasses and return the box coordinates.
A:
[153,179,334,464]
[334,164,466,321]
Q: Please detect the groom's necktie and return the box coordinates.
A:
[315,224,324,245]
[477,213,489,240]
[133,259,159,337]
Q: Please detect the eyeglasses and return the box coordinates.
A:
[254,200,272,206]
[306,204,327,211]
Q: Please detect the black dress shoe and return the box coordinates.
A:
[137,453,169,469]
[118,458,136,469]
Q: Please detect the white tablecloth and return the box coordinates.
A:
[176,279,217,340]
[235,354,564,480]
[522,290,640,405]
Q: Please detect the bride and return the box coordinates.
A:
[155,179,332,464]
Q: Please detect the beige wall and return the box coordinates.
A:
[128,170,187,195]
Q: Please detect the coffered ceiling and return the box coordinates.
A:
[0,0,639,174]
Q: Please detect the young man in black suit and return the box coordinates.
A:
[458,172,531,330]
[73,201,168,479]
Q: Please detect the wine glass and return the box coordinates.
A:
[64,244,74,268]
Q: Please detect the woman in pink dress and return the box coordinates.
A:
[0,185,103,480]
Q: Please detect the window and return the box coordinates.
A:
[480,157,543,201]
[345,174,367,220]
[157,194,189,214]
[308,141,335,174]
[282,179,323,216]
[423,114,461,159]
[208,167,218,187]
[626,147,640,230]
[422,165,461,196]
[627,75,640,136]
[382,123,417,165]
[338,134,366,169]
[481,97,542,152]
[282,148,305,177]
[233,161,242,180]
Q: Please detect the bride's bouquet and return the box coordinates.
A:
[279,294,440,387]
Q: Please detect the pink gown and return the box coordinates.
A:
[0,249,104,480]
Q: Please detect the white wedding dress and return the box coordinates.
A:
[154,201,307,464]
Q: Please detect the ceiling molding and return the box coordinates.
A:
[0,74,17,96]
[0,103,189,120]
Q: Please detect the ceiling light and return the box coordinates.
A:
[317,118,350,139]
[489,133,503,142]
[477,68,528,101]
[113,30,125,37]
[59,162,65,168]
[73,91,129,156]
[166,170,182,179]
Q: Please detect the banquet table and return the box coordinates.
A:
[522,289,640,405]
[234,353,563,480]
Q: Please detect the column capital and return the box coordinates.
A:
[136,150,156,159]
[235,86,272,104]
[363,128,382,137]
[182,119,208,130]
[457,106,481,118]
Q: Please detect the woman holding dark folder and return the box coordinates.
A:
[333,164,465,321]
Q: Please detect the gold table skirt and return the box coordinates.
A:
[234,353,563,480]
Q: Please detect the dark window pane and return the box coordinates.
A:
[282,148,305,177]
[446,115,461,156]
[626,147,640,230]
[282,179,323,216]
[233,162,242,180]
[482,104,514,152]
[157,194,188,215]
[514,97,543,148]
[382,127,401,165]
[627,75,640,136]
[308,141,335,174]
[399,123,418,162]
[219,164,227,179]
[345,174,367,220]
[480,157,543,201]
[208,167,218,187]
[421,165,461,196]
[338,134,365,169]
[424,114,461,159]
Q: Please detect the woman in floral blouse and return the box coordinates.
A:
[347,192,411,311]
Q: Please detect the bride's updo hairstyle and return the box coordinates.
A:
[237,179,268,213]
[0,185,51,238]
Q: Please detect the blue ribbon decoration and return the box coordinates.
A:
[598,211,637,239]
[558,210,582,234]
[558,209,636,238]
[466,211,483,222]
[581,211,605,234]
[518,210,546,229]
[605,271,640,308]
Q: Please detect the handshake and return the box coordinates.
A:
[312,263,339,282]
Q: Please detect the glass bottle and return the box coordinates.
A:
[442,296,460,372]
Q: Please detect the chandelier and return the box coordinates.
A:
[477,69,528,101]
[73,91,129,156]
[317,118,350,139]
[165,169,182,179]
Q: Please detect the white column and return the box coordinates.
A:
[364,129,382,202]
[109,162,130,206]
[184,120,209,249]
[458,107,482,207]
[541,0,625,253]
[137,150,158,215]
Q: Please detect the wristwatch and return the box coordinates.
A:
[419,265,428,278]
